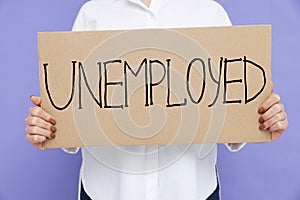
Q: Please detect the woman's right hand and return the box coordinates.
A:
[25,96,57,149]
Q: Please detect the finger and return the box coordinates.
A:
[26,134,47,144]
[271,131,282,141]
[258,93,281,114]
[30,96,41,107]
[25,125,56,139]
[259,111,286,131]
[33,143,44,149]
[259,103,284,125]
[24,116,56,133]
[269,119,288,132]
[26,134,46,150]
[29,106,56,125]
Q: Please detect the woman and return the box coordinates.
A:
[25,0,288,199]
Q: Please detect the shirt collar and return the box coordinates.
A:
[123,0,162,15]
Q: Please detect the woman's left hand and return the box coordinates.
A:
[258,93,288,141]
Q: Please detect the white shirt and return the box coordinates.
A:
[67,0,244,199]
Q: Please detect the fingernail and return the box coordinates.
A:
[50,133,56,139]
[258,107,265,114]
[259,124,265,131]
[50,126,57,133]
[49,118,56,125]
[259,117,264,123]
[30,95,34,99]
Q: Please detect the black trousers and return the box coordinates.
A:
[80,181,220,200]
[80,182,92,200]
[207,183,220,200]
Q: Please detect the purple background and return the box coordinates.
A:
[0,1,299,199]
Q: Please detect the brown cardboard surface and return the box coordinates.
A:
[38,25,272,149]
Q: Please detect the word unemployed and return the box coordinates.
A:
[43,56,266,110]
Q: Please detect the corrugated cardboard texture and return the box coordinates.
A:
[38,25,272,149]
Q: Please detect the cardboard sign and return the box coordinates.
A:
[38,25,272,149]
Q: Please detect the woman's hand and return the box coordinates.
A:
[258,93,288,141]
[24,96,57,149]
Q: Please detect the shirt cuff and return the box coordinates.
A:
[225,143,246,152]
[62,148,80,154]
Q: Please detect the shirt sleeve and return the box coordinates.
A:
[62,147,80,154]
[72,7,86,31]
[212,1,233,26]
[225,143,246,152]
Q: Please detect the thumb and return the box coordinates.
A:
[30,95,41,107]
